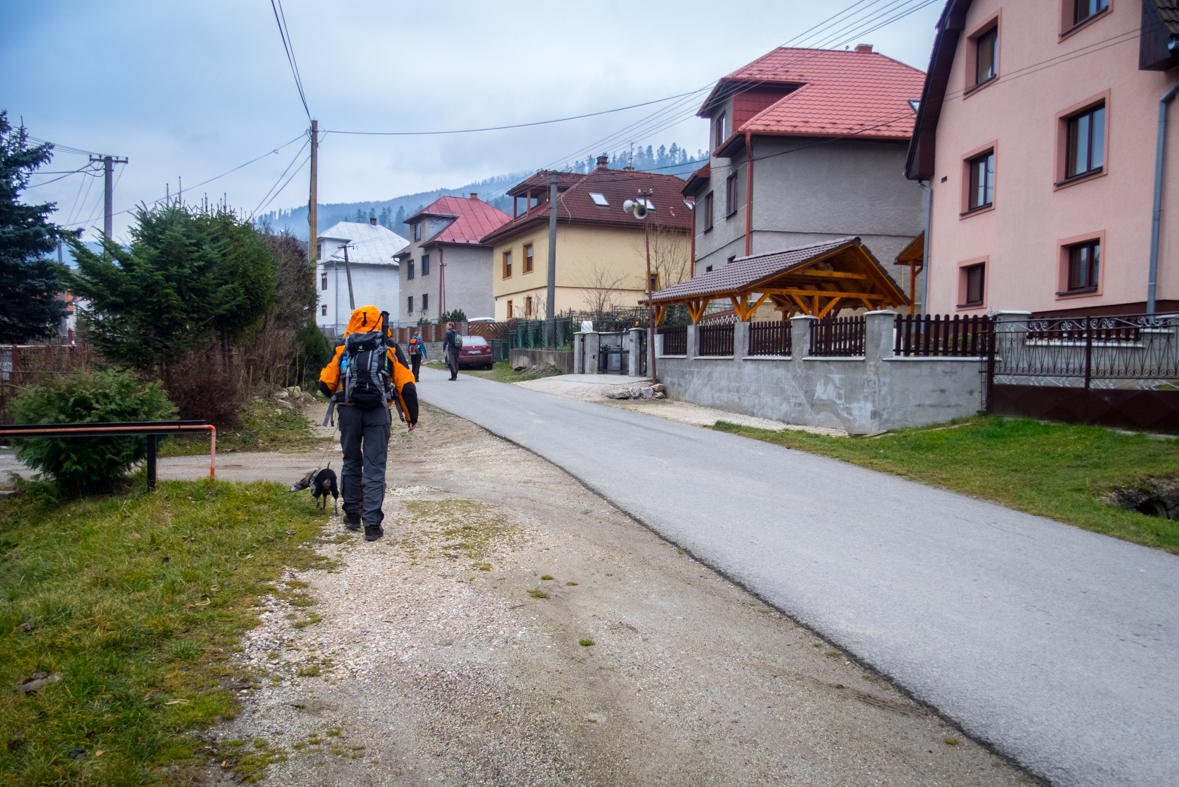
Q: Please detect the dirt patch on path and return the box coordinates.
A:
[202,403,1030,786]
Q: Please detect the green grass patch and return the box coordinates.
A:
[460,361,562,384]
[712,416,1179,553]
[579,639,594,647]
[159,399,330,457]
[0,479,331,784]
[527,589,549,599]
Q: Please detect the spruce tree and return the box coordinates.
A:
[0,112,68,343]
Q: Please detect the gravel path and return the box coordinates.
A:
[202,403,1031,786]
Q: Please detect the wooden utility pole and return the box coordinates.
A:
[89,154,128,243]
[546,171,558,330]
[342,243,355,311]
[308,120,319,266]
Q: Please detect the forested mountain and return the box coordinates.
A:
[255,144,707,240]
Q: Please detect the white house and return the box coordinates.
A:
[316,219,407,338]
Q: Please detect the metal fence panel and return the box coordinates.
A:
[895,314,991,357]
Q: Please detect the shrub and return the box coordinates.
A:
[294,321,332,388]
[13,370,177,491]
[160,352,245,430]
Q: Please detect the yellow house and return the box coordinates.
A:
[481,159,692,320]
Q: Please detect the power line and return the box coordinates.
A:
[250,138,310,217]
[322,89,711,137]
[253,154,310,218]
[270,0,311,122]
[23,165,101,189]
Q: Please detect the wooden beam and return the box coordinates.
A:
[654,305,667,326]
[859,297,875,311]
[790,293,813,315]
[747,292,771,319]
[817,296,842,319]
[756,287,886,300]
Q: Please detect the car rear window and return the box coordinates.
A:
[463,336,488,346]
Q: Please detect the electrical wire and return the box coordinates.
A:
[25,136,104,157]
[252,154,310,218]
[249,137,310,217]
[24,165,102,189]
[270,0,311,122]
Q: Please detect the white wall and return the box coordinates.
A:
[316,260,401,338]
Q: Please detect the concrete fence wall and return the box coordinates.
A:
[572,329,646,376]
[647,311,985,433]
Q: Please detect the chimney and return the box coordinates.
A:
[855,43,873,53]
[596,156,609,170]
[470,193,478,200]
[369,217,377,226]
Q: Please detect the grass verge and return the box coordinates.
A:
[459,361,562,384]
[159,399,330,457]
[0,480,332,785]
[712,416,1179,553]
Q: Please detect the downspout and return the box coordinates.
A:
[744,131,753,257]
[690,202,696,278]
[1148,78,1179,314]
[438,246,445,317]
[919,181,932,315]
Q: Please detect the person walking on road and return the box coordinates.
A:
[319,305,419,542]
[408,332,427,382]
[443,322,461,381]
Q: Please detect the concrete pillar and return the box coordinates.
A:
[790,316,816,359]
[573,333,584,374]
[627,328,643,376]
[864,310,897,363]
[686,324,697,358]
[584,332,600,375]
[734,320,750,360]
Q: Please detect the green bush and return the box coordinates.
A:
[13,370,177,491]
[294,320,332,387]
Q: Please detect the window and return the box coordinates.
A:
[321,304,327,317]
[524,243,533,274]
[321,273,327,290]
[705,265,713,273]
[408,259,415,279]
[589,192,609,206]
[727,255,736,265]
[714,112,727,150]
[422,254,430,275]
[967,150,995,211]
[1066,239,1100,292]
[525,295,533,318]
[503,250,512,278]
[703,192,714,231]
[975,26,998,85]
[1073,0,1109,25]
[317,242,324,259]
[1066,104,1105,178]
[413,222,421,242]
[648,272,660,291]
[963,263,986,307]
[408,295,414,313]
[422,293,429,312]
[725,173,739,216]
[507,299,513,319]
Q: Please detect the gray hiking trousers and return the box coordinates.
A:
[338,404,390,526]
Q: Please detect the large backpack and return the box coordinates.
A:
[451,330,463,349]
[341,331,391,410]
[408,337,422,356]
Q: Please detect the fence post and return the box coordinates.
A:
[1084,318,1093,391]
[733,321,750,360]
[584,332,600,375]
[864,310,896,363]
[791,315,816,358]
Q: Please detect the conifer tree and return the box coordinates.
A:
[0,112,68,343]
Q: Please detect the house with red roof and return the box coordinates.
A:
[481,158,691,320]
[682,45,928,313]
[393,194,510,325]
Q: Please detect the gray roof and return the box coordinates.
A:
[318,221,407,266]
[1157,0,1179,35]
[650,237,859,302]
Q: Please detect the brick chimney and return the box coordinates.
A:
[596,156,609,170]
[855,43,873,53]
[469,193,478,200]
[369,217,377,226]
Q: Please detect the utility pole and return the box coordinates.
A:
[89,154,128,242]
[309,120,319,267]
[546,171,558,332]
[342,243,356,311]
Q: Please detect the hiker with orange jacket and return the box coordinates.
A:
[319,305,418,542]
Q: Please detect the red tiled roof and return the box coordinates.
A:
[506,171,585,198]
[408,195,510,247]
[681,163,710,196]
[481,168,691,245]
[702,48,926,142]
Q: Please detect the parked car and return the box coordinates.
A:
[457,335,493,369]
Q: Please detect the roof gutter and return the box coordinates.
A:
[1148,77,1179,314]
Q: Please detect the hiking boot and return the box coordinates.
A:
[343,513,362,531]
[364,524,384,542]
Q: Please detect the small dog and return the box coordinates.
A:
[290,464,339,515]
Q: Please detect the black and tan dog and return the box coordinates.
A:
[290,464,339,515]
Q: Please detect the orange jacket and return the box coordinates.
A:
[320,306,417,422]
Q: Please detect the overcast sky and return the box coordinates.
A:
[2,0,943,242]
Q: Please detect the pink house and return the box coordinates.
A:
[906,0,1179,316]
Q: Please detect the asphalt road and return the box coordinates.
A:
[415,365,1179,787]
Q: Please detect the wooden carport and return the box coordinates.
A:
[894,232,924,315]
[641,237,909,324]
